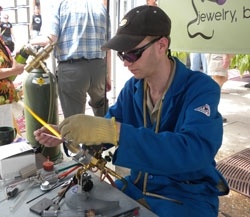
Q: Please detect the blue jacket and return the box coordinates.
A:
[105,58,229,215]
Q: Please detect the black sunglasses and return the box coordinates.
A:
[117,36,162,63]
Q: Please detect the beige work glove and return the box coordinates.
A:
[59,114,118,152]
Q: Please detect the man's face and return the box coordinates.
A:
[120,37,162,80]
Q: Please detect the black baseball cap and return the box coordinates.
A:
[102,5,171,52]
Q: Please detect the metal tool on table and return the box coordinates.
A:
[72,145,127,190]
[63,171,119,216]
[0,175,41,212]
[32,145,129,216]
[30,170,119,216]
[1,160,77,209]
[0,187,22,203]
[52,145,129,216]
[25,163,80,204]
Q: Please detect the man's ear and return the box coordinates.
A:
[158,37,170,53]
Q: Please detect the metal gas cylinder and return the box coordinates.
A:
[23,67,62,162]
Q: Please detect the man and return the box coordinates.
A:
[34,5,229,217]
[29,5,42,39]
[31,0,111,118]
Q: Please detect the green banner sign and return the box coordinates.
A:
[160,0,250,54]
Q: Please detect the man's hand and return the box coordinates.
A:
[59,114,118,148]
[34,125,62,147]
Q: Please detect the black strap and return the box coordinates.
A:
[63,141,70,157]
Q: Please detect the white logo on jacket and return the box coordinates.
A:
[194,104,210,116]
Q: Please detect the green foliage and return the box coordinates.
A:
[171,51,188,65]
[231,54,250,75]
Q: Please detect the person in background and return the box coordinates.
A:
[146,0,158,6]
[190,52,208,74]
[207,53,233,122]
[30,0,111,118]
[0,13,15,53]
[34,5,229,217]
[102,0,108,7]
[29,5,42,39]
[0,37,24,104]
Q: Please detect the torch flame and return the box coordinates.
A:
[20,101,62,139]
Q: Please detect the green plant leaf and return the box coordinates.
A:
[230,54,250,76]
